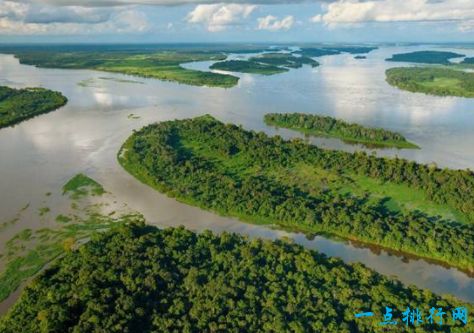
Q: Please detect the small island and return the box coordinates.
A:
[118,116,474,271]
[210,59,288,75]
[210,53,318,75]
[461,57,474,65]
[297,46,377,58]
[386,67,474,98]
[386,50,465,64]
[0,86,67,129]
[1,224,472,332]
[264,113,419,149]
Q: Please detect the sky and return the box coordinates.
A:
[0,0,473,43]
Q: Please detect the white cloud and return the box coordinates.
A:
[13,0,317,6]
[458,20,474,32]
[25,6,112,24]
[257,15,294,31]
[186,4,256,32]
[0,1,150,34]
[313,0,474,32]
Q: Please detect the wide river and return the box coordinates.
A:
[0,45,473,306]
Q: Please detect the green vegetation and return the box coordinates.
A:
[386,51,465,64]
[13,51,239,88]
[0,212,142,303]
[264,113,419,149]
[296,46,377,58]
[210,53,318,75]
[210,60,288,75]
[0,86,67,129]
[38,207,50,217]
[386,67,474,97]
[0,173,143,303]
[250,53,319,68]
[1,224,472,332]
[119,116,474,271]
[55,214,72,224]
[62,173,106,199]
[128,113,141,120]
[462,57,474,64]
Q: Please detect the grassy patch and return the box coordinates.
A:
[38,207,50,217]
[55,214,72,224]
[62,174,105,199]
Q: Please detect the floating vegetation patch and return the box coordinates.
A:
[62,173,106,199]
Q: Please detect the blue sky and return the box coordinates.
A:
[0,0,473,43]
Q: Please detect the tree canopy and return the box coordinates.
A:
[0,86,67,129]
[1,224,471,333]
[118,116,474,271]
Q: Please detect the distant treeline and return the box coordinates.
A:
[386,51,465,65]
[0,86,67,129]
[264,113,418,148]
[1,224,471,332]
[296,46,377,58]
[119,116,474,270]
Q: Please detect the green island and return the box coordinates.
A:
[296,46,377,58]
[10,51,239,88]
[118,116,474,271]
[0,86,67,129]
[462,57,474,65]
[264,113,419,149]
[1,223,472,332]
[386,51,465,65]
[210,60,288,75]
[210,53,318,75]
[386,67,474,98]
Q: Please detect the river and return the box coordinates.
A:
[0,44,473,308]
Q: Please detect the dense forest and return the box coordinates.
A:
[119,116,474,271]
[386,67,474,97]
[1,224,471,332]
[9,51,239,88]
[210,53,318,75]
[0,86,67,128]
[264,113,418,149]
[386,51,465,64]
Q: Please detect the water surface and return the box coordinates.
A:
[0,45,473,305]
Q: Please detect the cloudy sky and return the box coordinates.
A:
[0,0,473,43]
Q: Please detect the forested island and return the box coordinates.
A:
[210,53,318,75]
[119,116,474,271]
[296,46,377,58]
[8,50,239,88]
[1,223,471,333]
[386,51,465,64]
[210,60,288,75]
[0,86,67,129]
[264,113,419,149]
[462,57,474,64]
[386,67,474,98]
